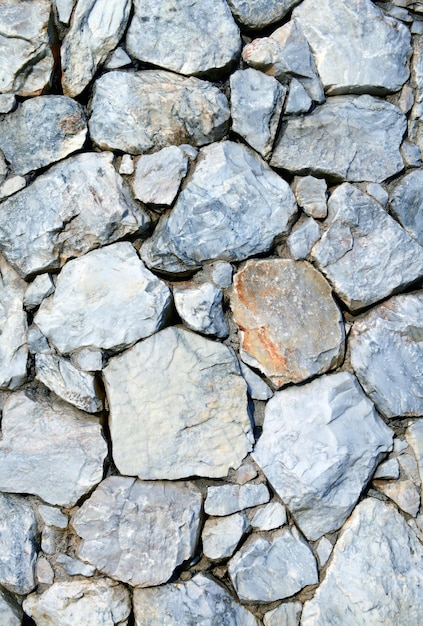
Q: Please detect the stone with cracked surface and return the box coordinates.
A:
[292,176,327,219]
[202,513,249,560]
[287,218,320,260]
[239,362,273,401]
[389,170,423,245]
[284,78,312,114]
[364,182,388,207]
[24,274,55,311]
[173,282,229,338]
[407,421,423,497]
[251,502,287,531]
[132,146,190,207]
[226,0,301,29]
[89,70,230,154]
[253,372,394,540]
[374,458,400,480]
[231,259,344,388]
[72,476,202,587]
[103,326,253,479]
[311,185,423,311]
[0,391,107,507]
[374,479,420,516]
[0,176,25,200]
[56,554,96,577]
[35,243,171,354]
[263,602,302,626]
[316,537,333,567]
[38,505,68,530]
[204,484,270,516]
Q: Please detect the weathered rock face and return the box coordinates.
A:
[226,0,301,29]
[72,477,202,587]
[0,590,21,626]
[202,513,249,560]
[204,484,270,516]
[173,282,229,338]
[389,170,423,245]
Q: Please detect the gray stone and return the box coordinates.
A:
[0,391,107,507]
[202,513,249,560]
[133,574,259,626]
[271,96,406,182]
[301,498,423,625]
[398,83,415,114]
[204,484,270,516]
[71,348,103,372]
[407,421,423,496]
[24,274,55,310]
[239,362,273,401]
[0,94,16,114]
[132,146,190,207]
[232,460,258,484]
[173,282,229,338]
[41,527,59,556]
[315,537,333,567]
[374,479,420,516]
[294,0,412,95]
[401,139,422,167]
[292,176,327,219]
[141,141,297,273]
[251,502,287,531]
[409,36,423,153]
[35,557,54,586]
[226,0,301,29]
[284,78,312,114]
[373,458,400,480]
[38,505,68,530]
[61,0,131,97]
[0,152,150,279]
[23,578,131,626]
[350,292,423,417]
[0,493,37,595]
[54,0,76,24]
[364,182,389,207]
[118,154,134,175]
[0,96,87,175]
[89,70,230,154]
[253,372,393,540]
[287,218,320,260]
[72,476,202,587]
[35,243,171,354]
[56,554,96,577]
[230,68,285,158]
[211,261,233,288]
[28,325,50,355]
[398,448,421,485]
[0,176,26,200]
[126,0,240,77]
[0,591,22,626]
[264,602,302,626]
[389,170,423,244]
[0,151,7,183]
[104,326,253,479]
[228,527,318,602]
[311,185,423,311]
[104,47,132,70]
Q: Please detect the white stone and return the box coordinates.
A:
[226,0,301,29]
[232,460,258,485]
[373,458,400,480]
[24,274,55,310]
[71,347,103,372]
[0,591,22,626]
[173,282,229,337]
[56,554,96,577]
[132,146,189,206]
[35,557,54,586]
[316,537,333,567]
[292,176,327,219]
[389,170,423,244]
[0,151,7,183]
[104,46,131,70]
[202,513,249,560]
[263,602,302,626]
[284,78,312,114]
[118,154,134,175]
[211,261,233,288]
[287,218,320,260]
[374,479,420,516]
[38,505,68,529]
[0,175,26,199]
[364,182,389,206]
[204,484,270,516]
[54,0,76,24]
[41,527,59,556]
[239,362,273,401]
[398,449,421,485]
[251,502,287,531]
[28,326,50,355]
[401,139,422,167]
[0,94,16,114]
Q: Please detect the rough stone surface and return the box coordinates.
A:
[204,484,270,516]
[287,218,320,260]
[226,0,301,29]
[24,274,55,311]
[104,47,131,70]
[56,554,96,577]
[71,348,103,372]
[103,326,253,479]
[389,169,423,244]
[374,479,420,516]
[239,362,273,401]
[202,513,249,560]
[0,175,25,200]
[407,421,423,495]
[251,502,287,531]
[38,505,68,530]
[253,372,394,540]
[292,176,327,219]
[0,391,107,507]
[89,71,230,154]
[132,146,190,207]
[0,94,16,114]
[35,557,54,585]
[72,477,202,587]
[231,259,345,387]
[263,602,302,626]
[173,282,229,338]
[311,184,423,311]
[374,458,400,480]
[315,537,333,567]
[284,78,312,114]
[35,243,171,354]
[301,498,423,625]
[0,590,22,626]
[364,182,389,207]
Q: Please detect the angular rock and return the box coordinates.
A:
[0,151,7,184]
[301,498,423,625]
[104,47,131,70]
[311,185,423,311]
[54,0,76,25]
[350,292,423,417]
[0,590,22,626]
[41,527,59,556]
[364,182,389,207]
[56,554,96,577]
[72,477,202,587]
[253,372,394,540]
[132,146,190,207]
[239,362,273,401]
[133,574,259,626]
[35,243,171,354]
[0,391,107,507]
[407,421,423,496]
[374,458,400,480]
[231,259,344,387]
[315,537,333,567]
[226,0,301,29]
[211,261,233,288]
[38,505,68,530]
[263,602,302,626]
[0,96,87,175]
[118,154,134,175]
[232,460,258,485]
[251,502,287,531]
[287,218,320,260]
[104,326,253,479]
[28,326,50,355]
[400,139,422,168]
[0,152,149,279]
[0,175,25,200]
[374,479,420,516]
[271,96,406,182]
[24,274,55,311]
[89,70,230,154]
[202,513,249,560]
[173,282,229,338]
[230,68,285,158]
[294,0,412,95]
[0,493,37,595]
[389,170,423,245]
[284,78,312,114]
[398,448,421,485]
[23,578,131,626]
[126,0,240,77]
[292,176,327,219]
[61,0,131,97]
[204,484,270,516]
[71,347,103,372]
[410,35,423,152]
[228,527,318,602]
[141,141,297,273]
[0,94,16,114]
[35,557,54,586]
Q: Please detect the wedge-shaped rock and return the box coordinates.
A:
[226,0,301,29]
[133,574,259,626]
[103,326,253,479]
[271,96,406,182]
[0,391,107,507]
[374,479,420,517]
[0,590,22,626]
[0,152,149,279]
[292,176,327,219]
[126,0,240,77]
[253,372,393,540]
[231,259,344,387]
[89,71,230,154]
[311,184,423,311]
[72,477,202,587]
[0,96,86,175]
[141,141,297,273]
[410,36,423,153]
[23,578,131,626]
[132,146,190,207]
[228,528,318,602]
[301,498,423,625]
[294,0,411,95]
[61,0,131,97]
[350,293,423,418]
[389,170,423,245]
[205,484,270,516]
[202,513,249,560]
[173,282,229,338]
[264,602,302,626]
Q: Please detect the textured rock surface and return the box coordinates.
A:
[226,0,301,29]
[204,484,270,516]
[287,218,320,260]
[239,362,273,401]
[202,513,249,560]
[132,146,190,207]
[173,282,229,337]
[264,602,302,626]
[292,176,327,219]
[375,479,420,516]
[24,274,54,311]
[0,590,22,626]
[251,502,287,531]
[389,169,423,244]
[72,477,202,587]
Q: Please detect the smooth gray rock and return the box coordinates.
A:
[294,0,412,95]
[56,554,96,577]
[204,484,270,516]
[301,498,423,625]
[264,602,302,626]
[239,362,273,401]
[226,0,301,29]
[24,274,55,311]
[71,347,103,372]
[89,70,230,154]
[284,78,312,114]
[54,0,76,24]
[253,372,394,540]
[251,502,287,531]
[373,458,400,480]
[287,218,320,260]
[292,176,327,219]
[132,146,190,207]
[38,505,68,530]
[350,292,423,418]
[72,476,202,587]
[389,170,423,244]
[0,493,37,595]
[0,176,26,200]
[315,537,333,567]
[271,96,406,182]
[35,243,171,354]
[311,184,423,311]
[173,282,229,337]
[0,94,16,114]
[104,46,132,70]
[61,0,131,97]
[133,574,259,626]
[0,589,22,626]
[0,391,107,507]
[400,139,422,167]
[0,96,86,175]
[141,141,297,273]
[363,182,389,207]
[104,326,253,479]
[211,261,233,288]
[228,528,318,602]
[202,513,249,560]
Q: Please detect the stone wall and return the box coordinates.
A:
[0,1,422,624]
